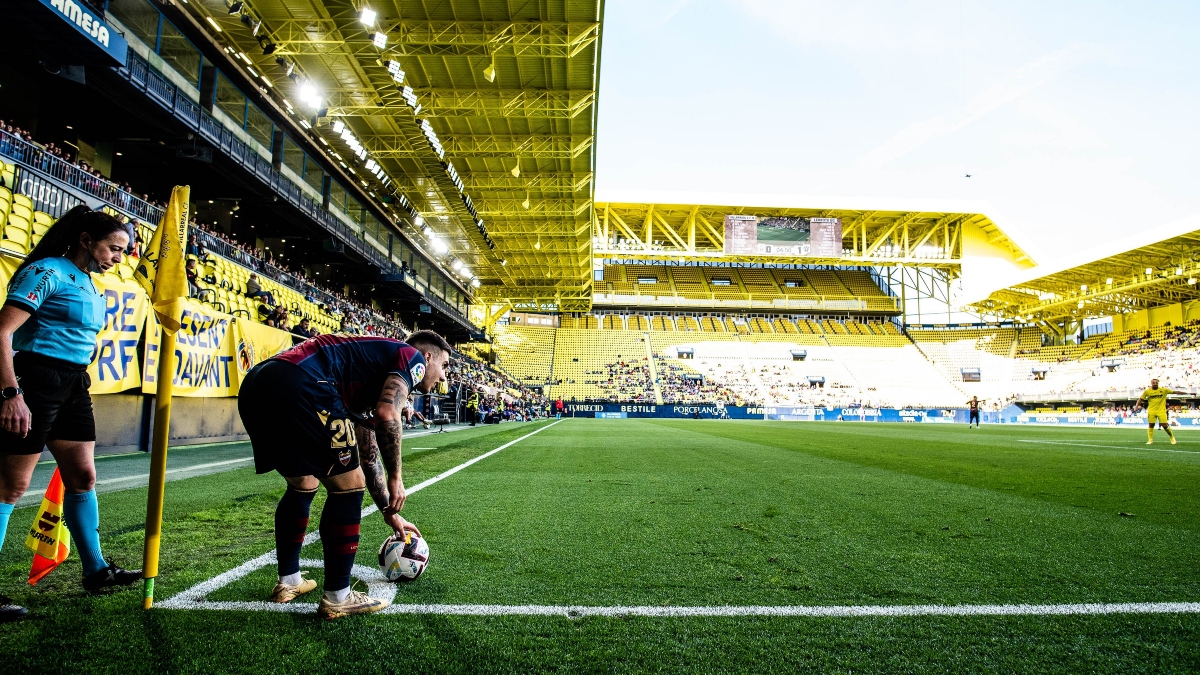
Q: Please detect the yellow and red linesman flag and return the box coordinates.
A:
[24,468,71,585]
[134,185,190,334]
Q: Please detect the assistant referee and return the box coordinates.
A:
[0,206,141,623]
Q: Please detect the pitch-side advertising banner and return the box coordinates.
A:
[142,299,237,397]
[86,275,150,394]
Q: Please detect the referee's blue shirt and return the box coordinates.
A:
[5,257,104,365]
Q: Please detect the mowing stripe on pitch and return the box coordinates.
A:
[157,420,563,610]
[1019,439,1200,454]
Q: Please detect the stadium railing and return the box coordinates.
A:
[0,128,161,223]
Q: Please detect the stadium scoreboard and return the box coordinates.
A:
[722,215,843,257]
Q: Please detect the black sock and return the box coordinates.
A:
[274,486,317,577]
[319,489,364,592]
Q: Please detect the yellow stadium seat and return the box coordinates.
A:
[12,194,32,211]
[2,225,31,254]
[10,203,32,223]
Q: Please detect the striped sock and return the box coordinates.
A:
[319,489,363,592]
[274,486,318,578]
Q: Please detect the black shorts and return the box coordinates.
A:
[1,352,96,455]
[237,359,361,478]
[969,410,980,422]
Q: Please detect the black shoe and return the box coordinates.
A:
[82,560,142,594]
[0,594,27,623]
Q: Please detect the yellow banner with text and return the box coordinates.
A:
[86,275,150,394]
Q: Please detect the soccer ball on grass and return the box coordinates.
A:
[378,532,430,582]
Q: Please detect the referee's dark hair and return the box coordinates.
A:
[406,329,452,355]
[13,205,132,279]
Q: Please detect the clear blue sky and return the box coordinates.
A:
[596,0,1200,262]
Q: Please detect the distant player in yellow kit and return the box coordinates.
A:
[1135,378,1176,445]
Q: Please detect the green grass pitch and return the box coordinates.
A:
[3,419,1200,673]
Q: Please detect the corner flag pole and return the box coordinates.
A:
[141,328,178,608]
[135,185,190,609]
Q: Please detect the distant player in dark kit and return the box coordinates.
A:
[1135,378,1176,445]
[967,397,982,428]
[237,330,452,619]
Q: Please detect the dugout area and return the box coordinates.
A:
[4,419,1200,672]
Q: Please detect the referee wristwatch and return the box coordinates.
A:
[1,386,23,400]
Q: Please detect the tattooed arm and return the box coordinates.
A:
[357,422,419,536]
[374,373,409,516]
[356,423,389,513]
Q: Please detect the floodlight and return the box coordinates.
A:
[298,83,323,109]
[228,1,243,14]
[359,7,376,24]
[414,215,424,226]
[510,161,520,177]
[262,43,277,55]
[332,120,344,133]
[471,278,481,288]
[451,259,463,271]
[387,60,402,74]
[372,32,387,48]
[483,62,496,82]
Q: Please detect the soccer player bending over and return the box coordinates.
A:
[238,330,451,618]
[1135,378,1176,445]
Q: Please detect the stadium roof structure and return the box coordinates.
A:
[594,192,1035,272]
[182,0,602,313]
[966,213,1200,330]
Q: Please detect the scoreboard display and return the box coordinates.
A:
[723,215,843,257]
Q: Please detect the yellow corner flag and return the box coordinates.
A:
[135,185,190,333]
[25,468,71,585]
[138,185,190,609]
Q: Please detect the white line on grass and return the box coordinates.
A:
[95,457,255,486]
[1018,440,1200,454]
[163,553,1200,620]
[158,420,563,610]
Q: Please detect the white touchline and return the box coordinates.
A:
[95,457,255,486]
[1018,440,1200,455]
[158,420,564,610]
[166,557,1200,618]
